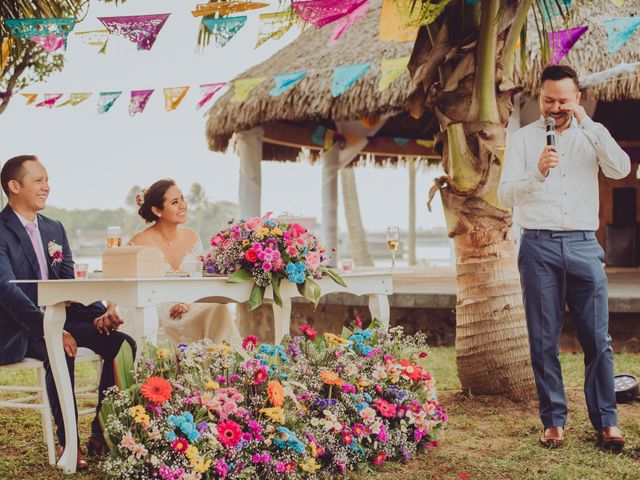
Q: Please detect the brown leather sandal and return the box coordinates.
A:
[599,426,625,451]
[56,445,89,470]
[540,426,565,447]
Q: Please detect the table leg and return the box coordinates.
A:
[272,298,292,345]
[43,303,77,474]
[368,294,390,331]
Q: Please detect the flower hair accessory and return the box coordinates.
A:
[135,189,147,207]
[47,240,63,264]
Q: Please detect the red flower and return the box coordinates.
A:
[342,431,353,445]
[242,335,258,351]
[400,359,424,382]
[245,248,258,263]
[253,365,269,384]
[372,451,387,465]
[140,376,172,404]
[299,324,317,341]
[171,438,188,453]
[374,398,397,418]
[217,419,243,447]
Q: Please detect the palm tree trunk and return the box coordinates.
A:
[408,158,417,265]
[340,168,374,267]
[410,0,536,400]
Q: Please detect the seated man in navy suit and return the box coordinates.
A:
[0,155,136,468]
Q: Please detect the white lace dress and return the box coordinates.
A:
[129,235,236,345]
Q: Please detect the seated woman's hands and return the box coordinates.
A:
[169,303,190,320]
[93,303,124,335]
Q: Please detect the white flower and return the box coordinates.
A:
[47,241,63,264]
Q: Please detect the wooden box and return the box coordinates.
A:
[102,246,165,278]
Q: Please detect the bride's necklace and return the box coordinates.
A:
[156,228,178,247]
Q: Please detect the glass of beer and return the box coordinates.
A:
[107,226,122,248]
[386,226,400,271]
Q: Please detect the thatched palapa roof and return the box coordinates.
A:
[521,0,640,101]
[205,0,439,163]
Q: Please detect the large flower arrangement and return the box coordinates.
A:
[100,322,446,479]
[203,214,345,310]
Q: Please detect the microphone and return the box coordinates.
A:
[545,116,556,147]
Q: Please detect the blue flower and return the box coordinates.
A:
[259,344,276,356]
[361,329,373,340]
[356,401,369,411]
[360,345,373,356]
[363,393,372,402]
[166,431,177,442]
[183,412,194,423]
[187,430,200,442]
[295,273,305,284]
[279,373,289,380]
[295,262,307,273]
[349,333,364,343]
[285,263,296,274]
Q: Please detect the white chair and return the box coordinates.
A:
[0,347,103,465]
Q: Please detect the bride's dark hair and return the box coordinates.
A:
[138,179,176,223]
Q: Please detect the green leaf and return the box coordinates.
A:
[113,340,135,391]
[296,281,315,304]
[272,274,283,308]
[248,283,266,311]
[227,269,253,283]
[306,278,321,306]
[97,398,115,451]
[324,268,347,287]
[341,325,354,338]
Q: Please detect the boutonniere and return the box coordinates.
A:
[47,241,63,264]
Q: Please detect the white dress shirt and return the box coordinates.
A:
[498,116,631,231]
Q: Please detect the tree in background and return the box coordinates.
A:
[0,0,124,114]
[404,0,568,399]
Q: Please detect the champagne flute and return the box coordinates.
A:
[386,226,400,271]
[107,226,122,248]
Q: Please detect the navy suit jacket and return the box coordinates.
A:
[0,205,106,364]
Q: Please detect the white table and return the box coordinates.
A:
[14,271,392,473]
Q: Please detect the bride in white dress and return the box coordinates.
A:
[128,179,235,345]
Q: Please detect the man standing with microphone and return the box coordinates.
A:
[498,65,630,449]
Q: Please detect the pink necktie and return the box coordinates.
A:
[24,222,49,280]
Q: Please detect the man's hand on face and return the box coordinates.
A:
[62,330,77,357]
[93,305,123,335]
[559,102,587,123]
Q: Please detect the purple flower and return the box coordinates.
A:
[177,343,188,352]
[197,421,209,433]
[260,452,272,463]
[229,374,239,383]
[251,453,262,464]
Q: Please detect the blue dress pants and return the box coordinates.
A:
[518,229,617,430]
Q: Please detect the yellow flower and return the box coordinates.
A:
[242,239,250,246]
[259,227,270,236]
[272,227,283,236]
[323,332,349,347]
[300,457,321,473]
[185,445,199,461]
[310,441,318,458]
[129,405,145,417]
[156,348,169,359]
[356,376,370,389]
[260,406,285,424]
[193,458,211,473]
[205,378,220,391]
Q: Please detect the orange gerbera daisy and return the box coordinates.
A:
[267,380,285,407]
[320,370,344,387]
[140,376,172,403]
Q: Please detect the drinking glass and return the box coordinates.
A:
[73,263,88,279]
[341,258,354,273]
[183,260,203,278]
[107,226,122,248]
[386,226,400,271]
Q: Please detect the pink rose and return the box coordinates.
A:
[245,217,264,231]
[305,251,321,270]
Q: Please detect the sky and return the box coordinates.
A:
[0,0,446,232]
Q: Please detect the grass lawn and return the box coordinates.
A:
[0,347,638,479]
